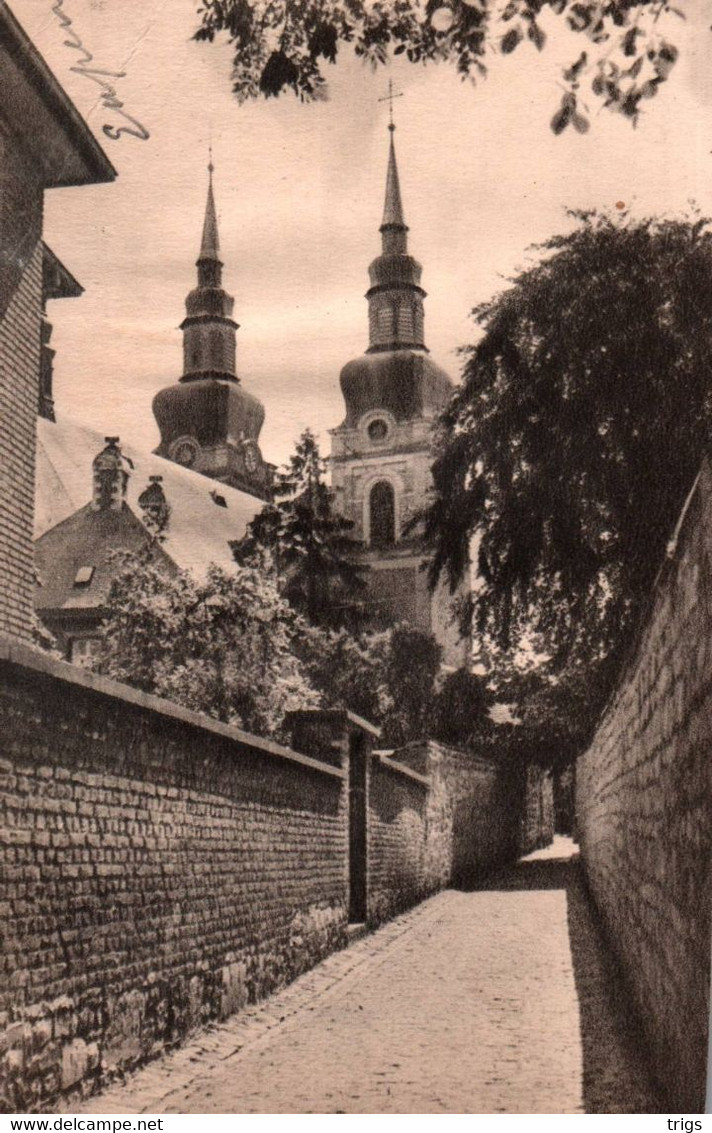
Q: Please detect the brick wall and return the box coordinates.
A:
[0,649,540,1110]
[0,127,43,643]
[575,460,712,1112]
[367,755,429,925]
[394,741,523,888]
[0,641,349,1111]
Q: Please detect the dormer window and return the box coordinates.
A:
[73,566,94,587]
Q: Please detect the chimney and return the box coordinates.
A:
[92,437,129,511]
[138,474,170,536]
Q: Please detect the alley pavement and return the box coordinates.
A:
[74,838,663,1114]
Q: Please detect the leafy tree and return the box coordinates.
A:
[424,209,712,706]
[233,429,365,628]
[380,626,443,746]
[297,621,454,746]
[484,659,612,770]
[98,556,318,738]
[296,622,392,724]
[194,0,683,131]
[431,666,492,747]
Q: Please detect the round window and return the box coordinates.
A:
[367,418,389,442]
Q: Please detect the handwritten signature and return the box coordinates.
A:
[50,0,150,142]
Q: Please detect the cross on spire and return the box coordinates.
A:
[378,78,403,132]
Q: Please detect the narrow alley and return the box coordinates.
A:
[74,838,663,1115]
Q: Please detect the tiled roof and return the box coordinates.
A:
[35,415,263,581]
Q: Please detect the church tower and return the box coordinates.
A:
[152,162,271,500]
[330,116,468,667]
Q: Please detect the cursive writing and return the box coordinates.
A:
[50,0,150,141]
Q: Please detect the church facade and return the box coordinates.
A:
[330,124,468,668]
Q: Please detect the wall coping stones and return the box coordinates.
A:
[0,633,346,781]
[372,751,431,789]
[287,707,381,739]
[396,738,501,777]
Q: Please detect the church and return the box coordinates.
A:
[34,123,467,667]
[330,119,468,668]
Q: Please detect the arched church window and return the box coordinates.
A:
[370,481,396,548]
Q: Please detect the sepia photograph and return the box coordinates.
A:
[0,0,711,1115]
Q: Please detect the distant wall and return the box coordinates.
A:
[396,741,524,888]
[0,131,43,642]
[0,641,348,1112]
[576,461,712,1112]
[519,764,555,857]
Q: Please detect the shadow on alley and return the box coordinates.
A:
[474,839,664,1114]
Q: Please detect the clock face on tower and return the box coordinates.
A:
[169,436,200,468]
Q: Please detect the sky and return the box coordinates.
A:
[13,0,712,467]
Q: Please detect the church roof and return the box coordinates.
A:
[338,349,453,428]
[199,164,221,262]
[36,415,263,579]
[381,131,406,230]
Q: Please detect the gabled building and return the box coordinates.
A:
[0,2,115,643]
[330,122,468,667]
[35,420,264,663]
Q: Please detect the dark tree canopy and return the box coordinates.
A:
[431,667,493,748]
[194,0,682,131]
[425,210,712,684]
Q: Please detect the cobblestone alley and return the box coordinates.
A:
[75,838,663,1115]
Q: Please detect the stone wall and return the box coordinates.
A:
[0,640,349,1111]
[575,461,712,1112]
[367,754,429,925]
[0,128,43,643]
[395,741,524,888]
[1,649,540,1111]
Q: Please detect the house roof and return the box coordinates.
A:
[0,3,116,188]
[36,415,264,585]
[43,243,83,300]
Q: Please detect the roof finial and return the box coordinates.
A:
[208,141,214,177]
[378,77,403,133]
[379,84,406,231]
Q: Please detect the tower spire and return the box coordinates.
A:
[153,160,270,500]
[199,153,220,263]
[378,79,406,233]
[177,160,238,381]
[364,95,426,353]
[381,128,406,231]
